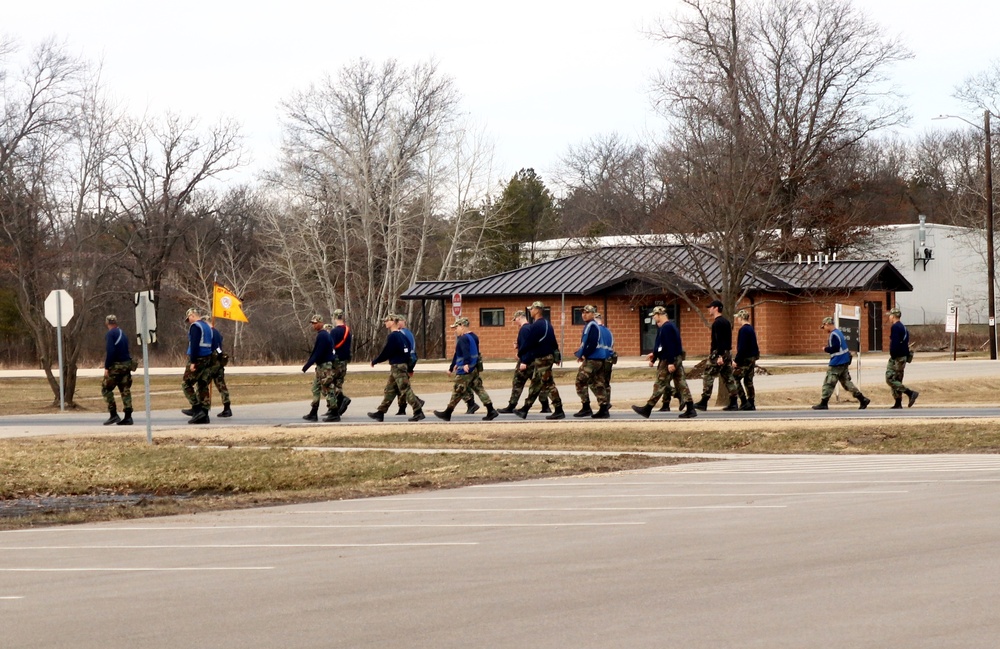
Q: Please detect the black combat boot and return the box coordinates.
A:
[592,403,610,419]
[181,407,197,416]
[738,397,748,410]
[408,409,426,422]
[679,401,697,418]
[498,402,517,414]
[722,395,739,411]
[858,395,870,410]
[103,407,120,426]
[812,398,829,410]
[482,405,499,421]
[539,402,552,414]
[631,404,653,419]
[117,408,133,426]
[573,403,593,417]
[693,396,709,411]
[741,399,756,411]
[891,397,903,409]
[906,390,919,408]
[396,404,407,416]
[367,411,385,422]
[545,406,565,420]
[433,407,453,422]
[303,404,319,422]
[322,407,341,422]
[514,406,529,419]
[218,403,232,418]
[337,396,352,416]
[658,400,671,412]
[465,401,480,415]
[188,406,210,424]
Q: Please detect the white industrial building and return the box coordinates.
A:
[871,218,989,325]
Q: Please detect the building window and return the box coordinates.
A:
[480,308,505,327]
[571,307,585,326]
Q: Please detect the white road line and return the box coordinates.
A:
[0,567,274,572]
[0,543,479,550]
[0,596,24,600]
[2,522,646,534]
[285,506,786,512]
[374,491,907,500]
[473,479,1000,486]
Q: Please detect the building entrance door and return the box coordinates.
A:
[640,304,680,355]
[865,301,883,351]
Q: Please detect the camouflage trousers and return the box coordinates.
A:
[211,364,230,405]
[182,356,215,409]
[509,364,550,408]
[885,357,909,399]
[523,354,562,409]
[575,359,609,407]
[646,357,692,408]
[446,372,494,410]
[378,363,422,413]
[605,353,617,402]
[331,360,348,402]
[702,351,738,400]
[310,362,337,409]
[733,357,758,401]
[101,361,133,410]
[821,364,863,401]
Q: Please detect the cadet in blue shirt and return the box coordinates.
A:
[395,315,419,416]
[498,310,551,414]
[813,316,870,410]
[302,314,337,422]
[886,307,919,408]
[731,309,760,411]
[514,301,564,420]
[181,307,215,424]
[368,314,425,422]
[329,309,353,416]
[101,314,134,426]
[434,317,498,421]
[633,305,697,419]
[572,305,611,419]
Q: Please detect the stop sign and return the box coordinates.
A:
[44,289,75,327]
[451,292,462,318]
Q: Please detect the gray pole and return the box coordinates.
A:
[985,110,996,360]
[141,297,153,445]
[56,299,65,412]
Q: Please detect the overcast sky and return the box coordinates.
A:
[6,0,1000,190]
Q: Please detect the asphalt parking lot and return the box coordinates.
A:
[3,454,999,648]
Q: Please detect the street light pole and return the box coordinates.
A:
[986,110,997,360]
[935,112,997,359]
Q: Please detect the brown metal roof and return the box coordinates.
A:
[401,246,912,299]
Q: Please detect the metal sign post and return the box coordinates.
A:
[43,290,75,412]
[134,291,157,445]
[835,304,862,396]
[945,299,959,361]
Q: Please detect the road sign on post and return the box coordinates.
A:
[134,290,156,445]
[836,304,863,389]
[44,290,75,412]
[451,292,462,318]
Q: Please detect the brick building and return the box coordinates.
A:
[402,246,912,360]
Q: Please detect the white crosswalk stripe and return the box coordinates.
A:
[641,454,1000,475]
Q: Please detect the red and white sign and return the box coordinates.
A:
[451,292,462,318]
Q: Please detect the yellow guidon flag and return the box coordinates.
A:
[212,283,249,323]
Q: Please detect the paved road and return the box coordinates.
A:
[3,454,999,648]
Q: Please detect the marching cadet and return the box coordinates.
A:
[694,300,739,412]
[514,301,564,420]
[203,316,232,418]
[732,309,759,411]
[573,305,611,419]
[434,317,499,421]
[101,314,134,426]
[394,315,419,416]
[497,310,551,414]
[886,307,919,408]
[181,307,215,424]
[329,309,353,416]
[813,316,870,410]
[302,315,337,422]
[633,306,697,419]
[594,313,616,406]
[368,314,425,422]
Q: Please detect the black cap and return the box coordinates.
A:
[708,299,723,310]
